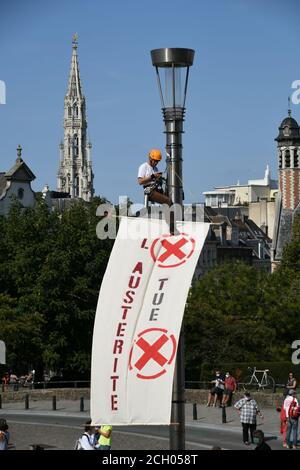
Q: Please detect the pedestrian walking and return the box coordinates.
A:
[283,390,300,449]
[234,392,263,446]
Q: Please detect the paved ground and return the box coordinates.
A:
[0,398,287,450]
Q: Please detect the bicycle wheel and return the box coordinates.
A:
[243,376,259,391]
[261,375,275,390]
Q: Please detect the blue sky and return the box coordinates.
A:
[0,0,299,204]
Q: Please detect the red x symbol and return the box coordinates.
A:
[158,238,188,263]
[129,328,177,380]
[150,233,195,269]
[134,334,169,370]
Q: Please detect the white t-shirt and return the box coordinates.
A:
[80,432,95,450]
[138,162,158,184]
[284,395,299,418]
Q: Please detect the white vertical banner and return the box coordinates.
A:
[91,217,209,425]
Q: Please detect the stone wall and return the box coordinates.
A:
[185,389,283,408]
[0,388,90,402]
[1,388,283,408]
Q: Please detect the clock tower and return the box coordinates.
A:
[272,105,300,268]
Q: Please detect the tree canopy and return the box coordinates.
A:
[185,213,300,379]
[0,198,113,379]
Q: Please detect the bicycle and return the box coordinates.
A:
[243,367,275,391]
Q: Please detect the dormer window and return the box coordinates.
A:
[283,126,290,136]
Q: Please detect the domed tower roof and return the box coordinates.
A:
[275,112,300,142]
[280,116,299,128]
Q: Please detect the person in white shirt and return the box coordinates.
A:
[79,420,96,450]
[283,390,299,449]
[137,149,172,207]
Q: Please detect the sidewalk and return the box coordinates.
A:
[1,399,282,437]
[0,399,286,450]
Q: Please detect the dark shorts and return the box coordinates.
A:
[224,389,233,397]
[210,386,224,396]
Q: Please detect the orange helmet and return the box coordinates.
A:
[149,149,162,161]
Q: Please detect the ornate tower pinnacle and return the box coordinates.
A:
[57,35,94,201]
[16,144,23,162]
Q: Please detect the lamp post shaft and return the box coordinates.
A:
[164,109,184,205]
[164,108,185,450]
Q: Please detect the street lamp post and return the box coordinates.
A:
[151,47,195,450]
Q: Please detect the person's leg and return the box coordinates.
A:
[222,392,228,406]
[292,419,298,448]
[250,423,256,443]
[242,423,249,444]
[286,419,292,447]
[207,392,213,406]
[218,392,223,407]
[283,421,287,446]
[149,191,172,206]
[149,191,178,235]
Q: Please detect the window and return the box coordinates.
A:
[285,150,291,168]
[75,175,80,197]
[279,151,282,169]
[18,188,24,199]
[295,150,299,168]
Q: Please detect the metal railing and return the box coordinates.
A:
[1,380,90,392]
[185,380,292,393]
[2,379,293,392]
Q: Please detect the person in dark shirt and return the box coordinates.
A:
[253,430,272,451]
[283,372,297,398]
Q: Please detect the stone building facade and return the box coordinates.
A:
[0,145,36,216]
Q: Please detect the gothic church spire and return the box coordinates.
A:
[57,35,94,201]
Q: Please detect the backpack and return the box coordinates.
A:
[74,432,90,450]
[74,438,83,450]
[288,399,300,419]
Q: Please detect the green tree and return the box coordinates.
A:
[263,213,300,360]
[0,197,113,377]
[185,262,275,379]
